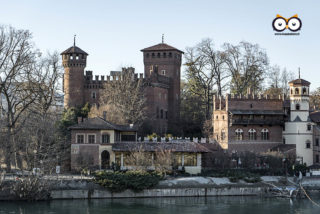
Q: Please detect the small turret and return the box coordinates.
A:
[61,36,88,109]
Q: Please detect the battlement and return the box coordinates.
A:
[213,93,287,111]
[213,93,287,101]
[83,70,145,89]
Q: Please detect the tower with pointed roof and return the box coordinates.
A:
[141,41,183,134]
[61,39,88,108]
[283,74,314,166]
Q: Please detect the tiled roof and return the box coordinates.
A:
[61,46,88,55]
[68,117,138,131]
[112,141,212,153]
[310,111,320,123]
[141,43,184,53]
[289,78,310,86]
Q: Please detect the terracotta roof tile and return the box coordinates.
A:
[289,78,310,86]
[68,117,138,131]
[141,43,184,53]
[61,46,88,55]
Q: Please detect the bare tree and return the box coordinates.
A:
[223,41,269,95]
[184,39,228,119]
[92,68,146,126]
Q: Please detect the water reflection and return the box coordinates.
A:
[0,196,319,214]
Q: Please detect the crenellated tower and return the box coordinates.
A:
[141,41,183,134]
[61,40,88,109]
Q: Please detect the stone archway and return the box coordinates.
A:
[101,150,110,169]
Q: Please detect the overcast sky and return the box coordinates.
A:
[1,0,319,90]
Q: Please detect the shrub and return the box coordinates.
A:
[94,171,162,192]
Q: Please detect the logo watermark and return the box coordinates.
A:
[272,14,301,35]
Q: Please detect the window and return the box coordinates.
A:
[221,129,226,140]
[261,129,269,140]
[222,115,225,120]
[296,104,300,110]
[307,124,312,131]
[160,109,163,119]
[169,52,172,58]
[102,134,110,144]
[216,115,218,119]
[77,134,84,144]
[156,107,159,118]
[235,129,243,141]
[88,135,95,144]
[303,88,307,95]
[316,155,319,163]
[306,140,311,149]
[146,53,149,58]
[165,111,168,119]
[295,88,299,94]
[161,70,166,75]
[92,92,96,99]
[157,53,160,58]
[316,138,319,146]
[152,53,155,58]
[283,138,286,144]
[163,53,166,58]
[76,55,79,60]
[250,104,253,108]
[70,55,73,60]
[248,129,257,140]
[184,153,197,166]
[291,89,293,95]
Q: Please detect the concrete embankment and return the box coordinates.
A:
[50,176,320,199]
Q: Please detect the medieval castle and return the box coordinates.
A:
[61,41,183,134]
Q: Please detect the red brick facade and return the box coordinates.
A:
[213,94,284,150]
[62,42,183,135]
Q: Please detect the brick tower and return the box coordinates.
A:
[141,41,183,134]
[61,39,88,109]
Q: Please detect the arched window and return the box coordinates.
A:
[235,129,243,141]
[295,88,299,95]
[157,53,161,58]
[221,129,226,140]
[248,129,257,140]
[296,104,300,110]
[303,88,307,95]
[261,129,269,140]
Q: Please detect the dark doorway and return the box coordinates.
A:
[101,150,110,169]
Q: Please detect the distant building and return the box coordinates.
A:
[61,41,183,134]
[213,76,320,166]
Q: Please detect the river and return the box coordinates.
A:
[0,196,319,214]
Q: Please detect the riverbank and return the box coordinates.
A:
[1,176,320,200]
[36,176,320,199]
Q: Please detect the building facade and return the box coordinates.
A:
[213,77,320,166]
[61,41,183,135]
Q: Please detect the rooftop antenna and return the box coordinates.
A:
[298,67,301,79]
[162,34,164,43]
[74,34,76,47]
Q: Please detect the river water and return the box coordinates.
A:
[0,196,320,214]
